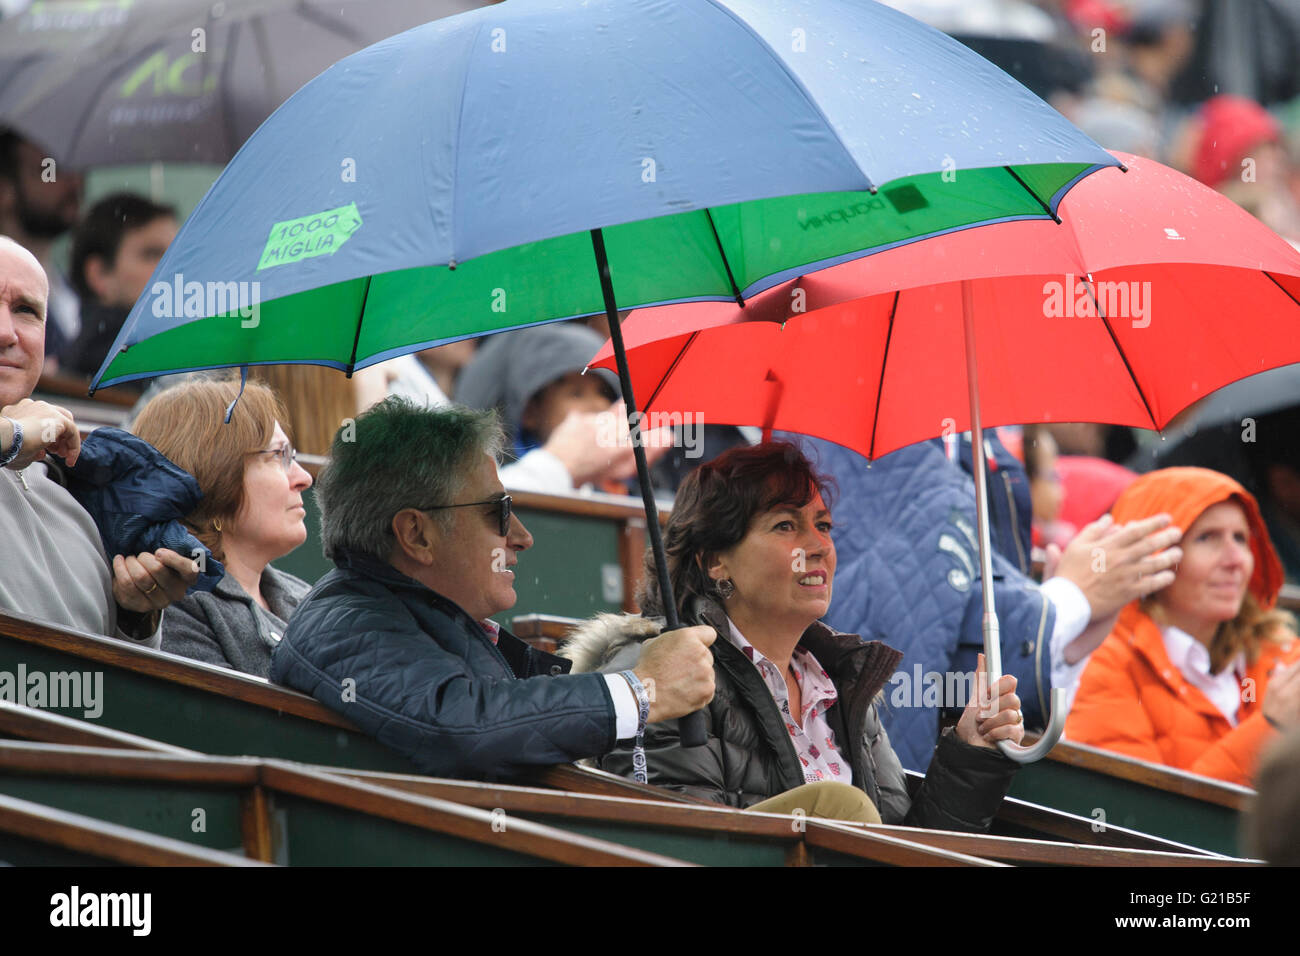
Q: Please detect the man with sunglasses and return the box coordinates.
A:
[272,398,716,781]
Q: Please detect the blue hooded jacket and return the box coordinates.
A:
[790,433,1055,772]
[61,427,223,593]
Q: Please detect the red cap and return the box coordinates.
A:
[1192,95,1281,189]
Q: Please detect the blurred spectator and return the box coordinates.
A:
[455,323,671,495]
[1022,424,1070,550]
[65,191,176,380]
[1190,94,1300,241]
[1243,405,1300,584]
[380,338,479,407]
[1245,726,1300,864]
[0,129,83,368]
[1043,421,1137,464]
[132,376,314,678]
[247,364,366,458]
[1056,454,1138,536]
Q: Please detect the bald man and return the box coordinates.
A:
[0,236,196,644]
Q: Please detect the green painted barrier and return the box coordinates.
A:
[1008,752,1244,858]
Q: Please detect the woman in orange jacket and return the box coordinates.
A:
[1065,467,1300,787]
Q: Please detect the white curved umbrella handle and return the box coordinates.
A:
[996,687,1068,763]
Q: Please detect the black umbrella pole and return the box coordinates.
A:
[590,229,708,748]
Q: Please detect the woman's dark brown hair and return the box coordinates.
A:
[637,441,835,619]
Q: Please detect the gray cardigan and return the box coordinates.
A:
[160,564,311,678]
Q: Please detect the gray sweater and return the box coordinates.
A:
[0,463,161,647]
[160,564,311,678]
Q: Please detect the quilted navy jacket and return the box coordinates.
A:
[270,550,617,779]
[60,427,223,593]
[793,434,1055,772]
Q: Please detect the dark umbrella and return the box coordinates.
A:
[1172,0,1300,106]
[0,0,496,166]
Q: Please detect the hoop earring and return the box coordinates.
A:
[715,578,735,600]
[213,518,223,532]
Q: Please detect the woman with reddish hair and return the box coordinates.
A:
[1066,467,1300,786]
[132,375,315,677]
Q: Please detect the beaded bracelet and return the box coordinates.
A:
[619,669,651,784]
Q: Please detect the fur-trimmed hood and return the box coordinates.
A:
[560,612,663,674]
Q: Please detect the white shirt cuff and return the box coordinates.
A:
[1043,576,1092,702]
[499,448,576,495]
[603,672,642,740]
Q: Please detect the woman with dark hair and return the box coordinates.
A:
[563,442,1024,828]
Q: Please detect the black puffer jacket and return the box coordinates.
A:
[562,596,1017,831]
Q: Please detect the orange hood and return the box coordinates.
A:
[1110,467,1283,610]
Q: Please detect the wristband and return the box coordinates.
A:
[0,416,22,468]
[620,669,650,784]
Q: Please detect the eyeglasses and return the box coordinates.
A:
[254,443,298,474]
[417,494,512,537]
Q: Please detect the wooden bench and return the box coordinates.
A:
[0,698,1229,863]
[0,739,1012,866]
[0,740,693,866]
[0,788,266,866]
[0,609,1247,856]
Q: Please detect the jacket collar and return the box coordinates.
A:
[688,594,902,703]
[1117,605,1236,724]
[331,547,535,669]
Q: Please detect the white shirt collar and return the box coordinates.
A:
[1160,624,1245,725]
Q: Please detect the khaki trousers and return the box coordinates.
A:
[747,780,882,824]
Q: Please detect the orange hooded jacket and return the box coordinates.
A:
[1064,468,1299,787]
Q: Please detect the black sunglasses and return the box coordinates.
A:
[417,494,512,537]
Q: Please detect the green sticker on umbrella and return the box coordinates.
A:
[258,203,362,271]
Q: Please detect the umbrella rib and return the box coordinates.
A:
[645,330,701,411]
[345,275,373,376]
[703,208,745,306]
[219,19,243,156]
[867,290,901,461]
[63,36,170,162]
[1083,279,1159,429]
[1263,271,1300,311]
[1003,166,1061,224]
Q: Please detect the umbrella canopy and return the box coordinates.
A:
[0,0,496,165]
[590,152,1300,460]
[89,0,1117,390]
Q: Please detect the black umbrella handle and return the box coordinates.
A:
[591,229,709,749]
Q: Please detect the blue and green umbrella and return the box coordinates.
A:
[90,0,1118,746]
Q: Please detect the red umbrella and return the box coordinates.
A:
[591,151,1300,762]
[592,152,1300,460]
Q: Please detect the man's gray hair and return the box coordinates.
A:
[317,398,505,561]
